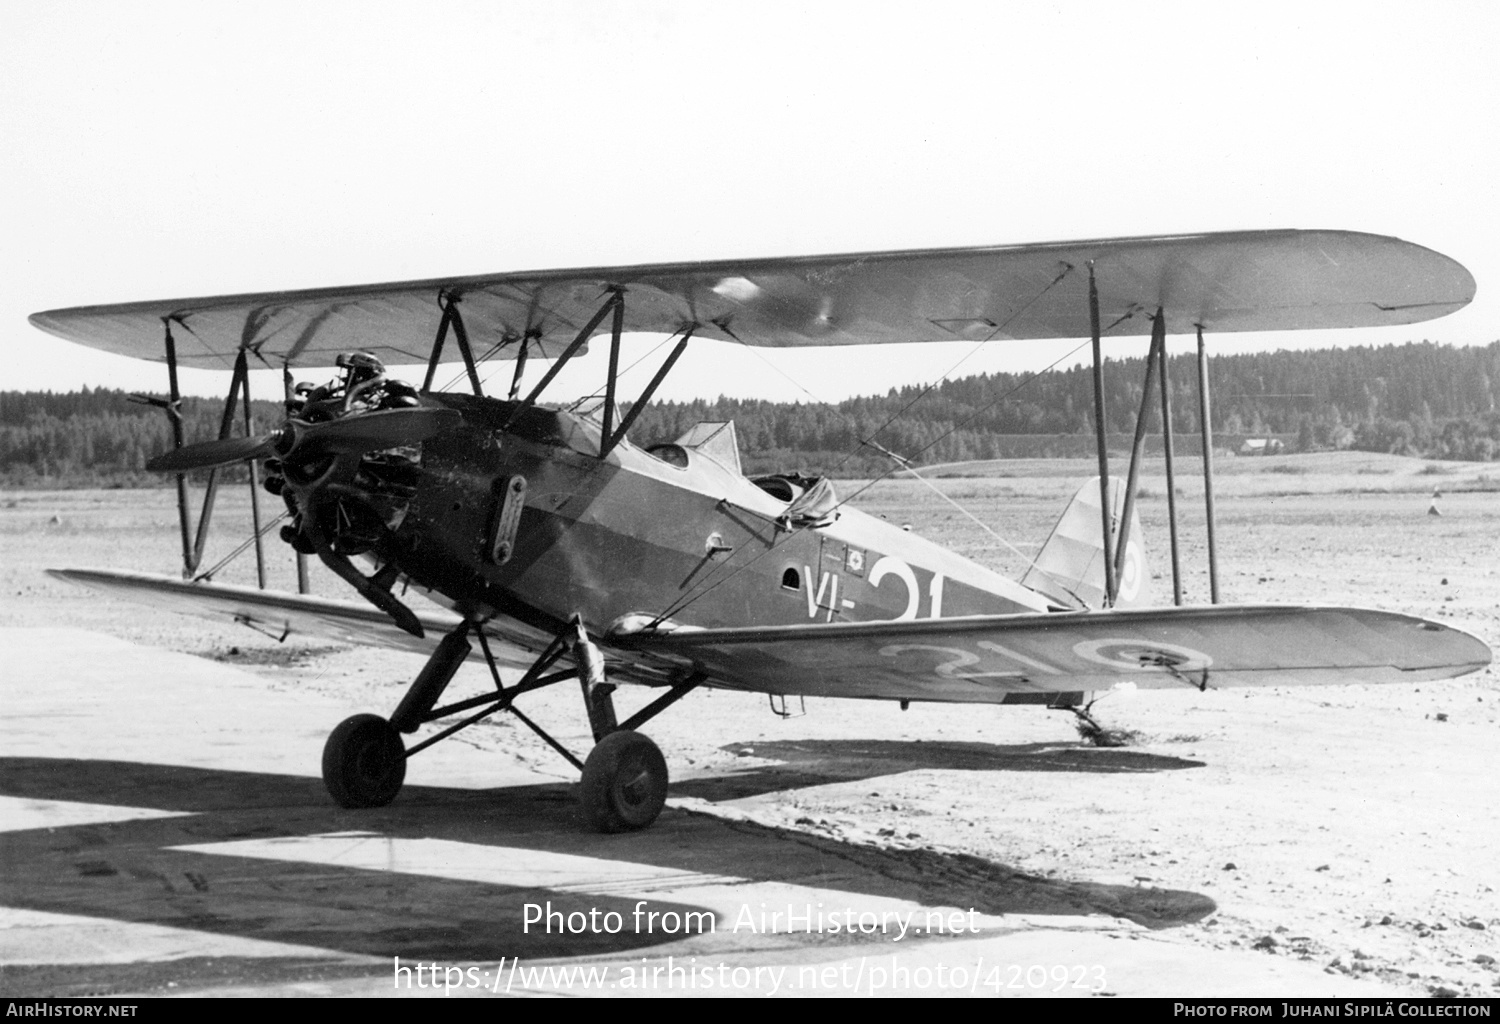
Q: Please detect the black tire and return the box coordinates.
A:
[579,730,668,833]
[322,714,406,808]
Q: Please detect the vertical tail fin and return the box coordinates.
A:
[1021,477,1149,610]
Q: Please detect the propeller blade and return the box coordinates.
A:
[289,407,462,458]
[146,406,458,473]
[146,434,280,473]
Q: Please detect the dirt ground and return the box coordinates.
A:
[2,455,1498,997]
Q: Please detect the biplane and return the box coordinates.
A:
[29,229,1490,832]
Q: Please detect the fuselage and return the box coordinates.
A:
[374,394,1050,640]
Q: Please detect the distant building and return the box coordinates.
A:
[1237,437,1286,456]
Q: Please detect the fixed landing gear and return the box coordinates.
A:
[316,615,701,831]
[580,730,669,832]
[322,713,406,807]
[570,619,688,832]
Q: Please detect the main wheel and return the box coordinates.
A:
[579,730,668,833]
[322,713,406,808]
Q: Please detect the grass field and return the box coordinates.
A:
[3,451,1498,997]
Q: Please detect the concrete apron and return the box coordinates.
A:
[0,627,1397,998]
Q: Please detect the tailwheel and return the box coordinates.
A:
[1069,704,1133,748]
[579,730,668,833]
[322,713,407,808]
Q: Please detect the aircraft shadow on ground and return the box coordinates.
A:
[672,739,1203,802]
[0,756,1214,991]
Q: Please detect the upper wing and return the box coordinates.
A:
[29,230,1473,370]
[613,605,1491,703]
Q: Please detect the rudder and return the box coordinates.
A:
[1021,477,1149,609]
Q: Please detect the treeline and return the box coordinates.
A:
[0,391,284,487]
[628,340,1500,473]
[4,340,1500,486]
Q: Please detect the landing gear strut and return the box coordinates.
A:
[569,617,681,832]
[317,614,702,830]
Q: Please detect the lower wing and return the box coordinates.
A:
[45,568,555,672]
[614,605,1491,704]
[48,568,670,686]
[48,569,1491,704]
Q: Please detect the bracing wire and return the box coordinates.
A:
[861,438,1041,571]
[194,509,290,582]
[835,336,1093,511]
[720,325,831,405]
[829,263,1075,474]
[861,439,1087,606]
[645,267,1094,625]
[436,338,509,395]
[408,265,1098,627]
[646,330,1098,624]
[558,330,685,415]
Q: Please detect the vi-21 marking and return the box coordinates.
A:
[803,554,945,623]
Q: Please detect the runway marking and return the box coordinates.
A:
[171,832,746,896]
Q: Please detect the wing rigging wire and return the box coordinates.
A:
[858,437,1087,606]
[435,337,511,394]
[835,334,1093,510]
[644,266,1096,626]
[718,323,832,405]
[828,263,1076,475]
[362,263,1102,626]
[557,329,689,416]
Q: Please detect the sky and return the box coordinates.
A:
[4,1,1498,406]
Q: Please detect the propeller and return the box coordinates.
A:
[146,406,461,473]
[295,407,461,457]
[147,434,280,473]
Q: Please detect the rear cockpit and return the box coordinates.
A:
[637,419,840,525]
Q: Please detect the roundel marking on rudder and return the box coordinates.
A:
[1117,539,1144,603]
